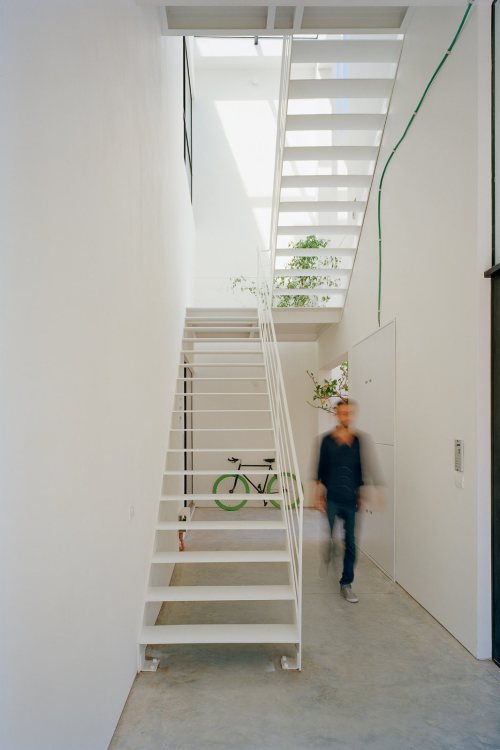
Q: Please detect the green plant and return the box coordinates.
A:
[230,235,340,308]
[230,276,257,296]
[275,236,339,308]
[307,361,348,413]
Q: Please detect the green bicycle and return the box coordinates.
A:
[212,456,301,512]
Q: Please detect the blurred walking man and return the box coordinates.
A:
[316,400,363,603]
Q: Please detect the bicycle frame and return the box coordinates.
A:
[228,459,276,495]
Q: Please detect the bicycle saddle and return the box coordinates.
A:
[228,457,239,463]
[264,458,275,463]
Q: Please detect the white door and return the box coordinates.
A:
[349,321,395,579]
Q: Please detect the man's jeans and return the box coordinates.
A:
[326,502,356,586]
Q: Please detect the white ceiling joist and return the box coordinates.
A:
[266,5,276,31]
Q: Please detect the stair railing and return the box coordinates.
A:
[269,34,292,283]
[257,249,304,670]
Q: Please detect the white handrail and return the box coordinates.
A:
[257,250,304,670]
[257,34,303,669]
[268,35,292,287]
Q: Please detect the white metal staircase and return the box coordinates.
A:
[139,308,303,670]
[271,34,403,314]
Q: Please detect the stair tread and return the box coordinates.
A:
[168,429,273,434]
[180,350,263,354]
[156,520,286,530]
[275,246,355,258]
[279,200,366,212]
[174,391,269,398]
[272,287,344,296]
[283,146,378,161]
[164,468,275,474]
[146,585,294,602]
[291,39,402,64]
[171,409,271,413]
[177,377,267,380]
[178,362,265,367]
[184,326,260,331]
[281,172,371,184]
[274,268,349,278]
[152,550,290,563]
[277,225,361,236]
[140,623,299,645]
[288,78,393,99]
[285,113,385,131]
[161,494,280,500]
[166,448,275,453]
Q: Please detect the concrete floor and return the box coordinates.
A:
[110,509,500,750]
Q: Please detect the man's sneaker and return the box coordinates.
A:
[340,584,359,603]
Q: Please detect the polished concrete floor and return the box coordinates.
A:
[110,509,500,750]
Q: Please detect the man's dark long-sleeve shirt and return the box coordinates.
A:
[317,432,363,507]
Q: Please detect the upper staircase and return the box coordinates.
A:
[271,34,403,331]
[139,308,303,669]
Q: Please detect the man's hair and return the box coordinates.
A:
[335,399,356,410]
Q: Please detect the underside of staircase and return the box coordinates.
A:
[139,308,302,670]
[270,34,403,338]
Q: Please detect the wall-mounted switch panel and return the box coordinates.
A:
[454,440,464,472]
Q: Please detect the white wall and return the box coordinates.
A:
[192,48,281,307]
[349,322,396,579]
[0,3,194,749]
[278,342,319,506]
[317,6,491,658]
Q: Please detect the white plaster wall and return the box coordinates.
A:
[278,342,319,506]
[317,6,491,658]
[349,323,396,579]
[192,54,281,307]
[0,3,194,749]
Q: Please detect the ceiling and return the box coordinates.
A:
[139,0,480,36]
[139,2,410,35]
[162,6,407,34]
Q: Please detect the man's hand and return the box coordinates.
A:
[314,482,326,513]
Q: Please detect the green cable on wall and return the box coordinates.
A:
[377,0,476,327]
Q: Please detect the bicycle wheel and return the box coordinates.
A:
[212,474,250,511]
[268,472,301,510]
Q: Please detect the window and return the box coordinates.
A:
[183,38,193,199]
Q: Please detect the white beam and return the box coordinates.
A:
[266,5,276,31]
[157,6,169,32]
[293,5,304,31]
